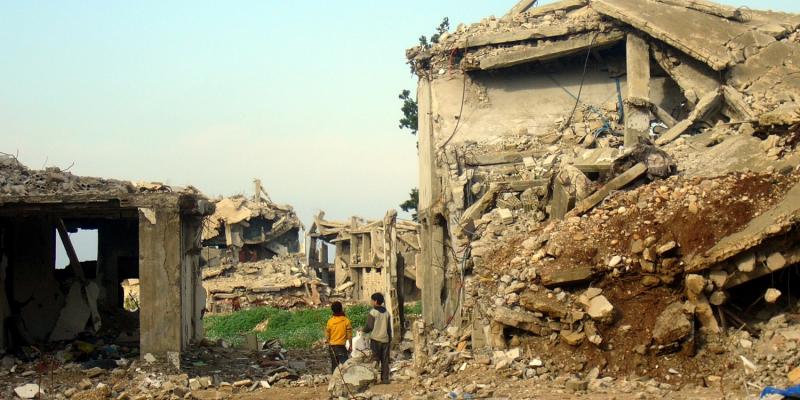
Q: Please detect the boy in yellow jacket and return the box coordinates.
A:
[325,301,352,372]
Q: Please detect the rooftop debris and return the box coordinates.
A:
[407,0,800,396]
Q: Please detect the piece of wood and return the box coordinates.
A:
[573,162,648,215]
[56,219,86,281]
[655,88,722,145]
[477,31,625,70]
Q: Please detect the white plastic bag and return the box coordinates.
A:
[350,332,371,359]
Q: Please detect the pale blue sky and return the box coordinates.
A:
[1,0,797,262]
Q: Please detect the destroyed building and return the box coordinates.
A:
[307,212,421,303]
[0,155,212,356]
[200,179,302,267]
[202,254,326,312]
[407,0,800,377]
[196,182,317,312]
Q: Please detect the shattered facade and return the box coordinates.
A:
[408,0,800,368]
[198,182,317,312]
[307,212,421,303]
[201,180,302,266]
[0,156,212,356]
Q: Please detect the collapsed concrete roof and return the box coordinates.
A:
[0,154,210,213]
[407,0,800,126]
[201,194,302,244]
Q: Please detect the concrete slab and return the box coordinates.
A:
[477,31,625,70]
[592,0,747,70]
[687,181,800,272]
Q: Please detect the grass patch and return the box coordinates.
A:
[205,302,421,349]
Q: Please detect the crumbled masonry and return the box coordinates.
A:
[5,0,800,398]
[407,0,800,397]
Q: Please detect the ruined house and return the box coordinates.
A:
[407,0,800,348]
[307,212,421,303]
[200,179,302,267]
[196,182,318,313]
[0,156,212,356]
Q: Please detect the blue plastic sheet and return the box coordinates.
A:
[761,384,800,398]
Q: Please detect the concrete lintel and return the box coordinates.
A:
[592,0,744,71]
[476,31,625,70]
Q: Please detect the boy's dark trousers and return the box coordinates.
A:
[329,345,349,372]
[370,340,390,383]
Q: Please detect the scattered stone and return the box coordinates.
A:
[685,274,706,294]
[78,379,93,390]
[586,295,614,322]
[14,384,42,399]
[328,362,378,397]
[737,253,756,272]
[766,252,787,271]
[708,270,728,288]
[709,291,727,306]
[765,288,782,303]
[143,353,157,363]
[652,302,692,344]
[656,241,677,255]
[84,367,105,378]
[560,330,586,346]
[608,255,622,267]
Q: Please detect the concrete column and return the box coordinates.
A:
[181,216,204,345]
[417,77,448,328]
[139,208,183,355]
[625,33,651,148]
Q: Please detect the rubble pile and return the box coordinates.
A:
[0,155,196,197]
[0,339,330,400]
[203,254,327,312]
[201,192,302,256]
[406,0,800,395]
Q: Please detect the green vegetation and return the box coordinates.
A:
[205,303,422,349]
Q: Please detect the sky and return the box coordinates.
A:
[1,0,797,262]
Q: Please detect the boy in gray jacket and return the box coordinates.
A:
[362,292,391,384]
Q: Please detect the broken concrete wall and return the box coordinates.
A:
[427,62,625,145]
[139,208,183,354]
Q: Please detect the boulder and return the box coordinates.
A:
[652,302,692,344]
[765,288,782,303]
[586,295,614,322]
[328,361,378,397]
[14,384,42,399]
